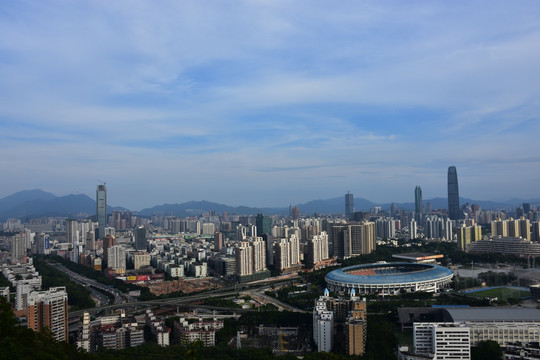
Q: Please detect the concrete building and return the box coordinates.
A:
[275,235,301,271]
[414,322,470,360]
[313,289,334,352]
[134,226,147,251]
[27,287,69,342]
[457,225,482,251]
[214,232,223,252]
[410,220,418,240]
[11,233,26,263]
[107,245,126,273]
[96,184,107,239]
[132,251,150,270]
[77,312,91,352]
[214,257,236,277]
[235,241,253,276]
[307,232,329,267]
[313,289,367,355]
[331,222,376,259]
[174,318,224,347]
[146,310,170,347]
[467,237,540,256]
[404,307,540,360]
[201,223,215,235]
[235,237,269,281]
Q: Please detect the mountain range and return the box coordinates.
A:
[0,189,536,221]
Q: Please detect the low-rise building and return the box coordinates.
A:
[174,318,224,347]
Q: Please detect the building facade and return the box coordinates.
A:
[27,286,69,342]
[447,166,461,221]
[96,184,107,239]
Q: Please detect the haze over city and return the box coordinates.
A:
[1,1,539,210]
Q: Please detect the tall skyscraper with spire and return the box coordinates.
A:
[414,186,423,222]
[447,166,461,220]
[96,184,107,239]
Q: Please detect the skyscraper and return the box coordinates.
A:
[66,219,79,263]
[345,192,354,219]
[447,166,461,220]
[255,214,272,236]
[96,184,107,239]
[134,226,146,251]
[414,186,423,222]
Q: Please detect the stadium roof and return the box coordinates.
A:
[445,308,540,322]
[325,262,453,285]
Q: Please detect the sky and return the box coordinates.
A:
[1,1,540,210]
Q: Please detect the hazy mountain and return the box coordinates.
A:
[0,191,125,221]
[137,200,280,217]
[294,196,376,214]
[0,189,57,212]
[137,196,377,217]
[0,189,537,221]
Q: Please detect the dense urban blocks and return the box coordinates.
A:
[325,262,453,295]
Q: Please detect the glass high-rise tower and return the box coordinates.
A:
[96,184,107,239]
[447,166,461,220]
[345,192,354,219]
[414,186,423,222]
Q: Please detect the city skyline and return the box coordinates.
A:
[1,1,539,210]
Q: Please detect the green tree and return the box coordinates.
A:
[471,340,502,360]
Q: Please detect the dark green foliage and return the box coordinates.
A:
[203,297,242,308]
[274,284,321,311]
[477,271,516,287]
[33,256,95,310]
[0,297,94,360]
[471,340,502,360]
[363,315,397,360]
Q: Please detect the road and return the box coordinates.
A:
[48,262,123,305]
[57,262,303,321]
[243,288,309,313]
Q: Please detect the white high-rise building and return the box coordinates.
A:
[251,237,266,272]
[409,219,418,239]
[275,235,301,271]
[235,237,267,276]
[307,232,329,266]
[11,234,26,262]
[235,242,253,276]
[201,223,215,235]
[107,245,126,272]
[66,219,80,263]
[77,312,91,351]
[313,289,334,352]
[414,322,470,360]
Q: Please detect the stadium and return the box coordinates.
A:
[325,262,453,295]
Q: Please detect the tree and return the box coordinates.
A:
[471,340,502,360]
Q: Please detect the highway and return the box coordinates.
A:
[48,262,123,305]
[56,262,304,321]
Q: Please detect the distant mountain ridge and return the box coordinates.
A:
[0,190,124,221]
[0,189,535,221]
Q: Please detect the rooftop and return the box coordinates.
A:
[445,308,540,322]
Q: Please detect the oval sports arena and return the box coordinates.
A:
[325,262,453,295]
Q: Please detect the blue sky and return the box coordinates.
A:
[1,1,539,210]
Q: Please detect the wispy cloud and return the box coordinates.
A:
[0,1,539,209]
